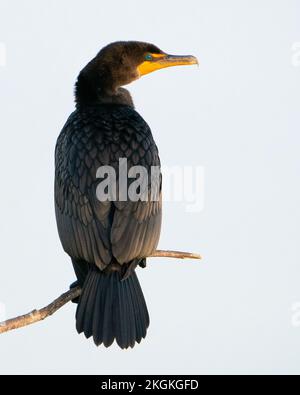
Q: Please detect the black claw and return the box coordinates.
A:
[70,280,80,304]
[139,258,147,269]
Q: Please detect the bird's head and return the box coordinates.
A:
[95,41,198,87]
[76,41,198,105]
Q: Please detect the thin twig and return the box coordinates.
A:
[150,250,202,260]
[0,249,201,334]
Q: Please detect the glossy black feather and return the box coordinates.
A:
[55,104,162,271]
[76,269,149,349]
[55,104,161,348]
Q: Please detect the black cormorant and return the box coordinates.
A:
[55,41,198,349]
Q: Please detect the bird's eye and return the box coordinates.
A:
[145,54,153,61]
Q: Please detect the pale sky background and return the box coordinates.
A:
[0,0,300,375]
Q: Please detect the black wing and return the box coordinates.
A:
[55,106,162,271]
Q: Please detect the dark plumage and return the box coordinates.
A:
[55,41,197,349]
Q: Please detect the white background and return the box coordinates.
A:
[0,0,300,375]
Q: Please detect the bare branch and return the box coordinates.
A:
[150,250,202,260]
[0,249,201,334]
[0,287,82,334]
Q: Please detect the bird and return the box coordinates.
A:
[55,41,198,349]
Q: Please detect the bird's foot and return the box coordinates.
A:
[70,280,81,304]
[139,258,147,269]
[122,258,147,281]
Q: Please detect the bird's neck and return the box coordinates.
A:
[96,87,134,108]
[75,61,134,108]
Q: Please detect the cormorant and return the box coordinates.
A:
[55,41,198,349]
